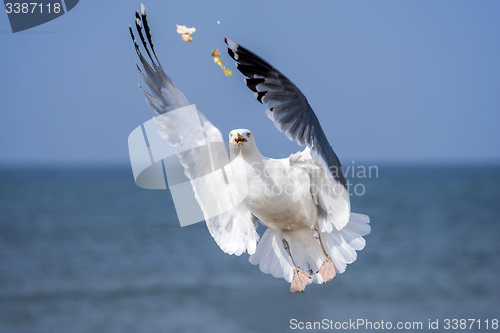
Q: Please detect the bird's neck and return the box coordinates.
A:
[243,146,264,163]
[230,145,264,164]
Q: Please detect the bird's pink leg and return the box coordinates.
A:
[282,238,311,293]
[313,228,336,284]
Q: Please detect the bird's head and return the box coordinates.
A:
[229,129,254,146]
[229,129,260,158]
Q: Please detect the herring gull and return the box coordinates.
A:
[130,4,370,293]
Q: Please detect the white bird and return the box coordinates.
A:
[130,4,370,293]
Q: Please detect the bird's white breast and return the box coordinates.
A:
[240,156,318,232]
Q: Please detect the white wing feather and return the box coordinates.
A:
[131,5,258,255]
[290,147,350,232]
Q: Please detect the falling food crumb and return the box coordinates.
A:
[176,24,196,42]
[211,49,233,76]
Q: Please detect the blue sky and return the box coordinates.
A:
[1,0,499,166]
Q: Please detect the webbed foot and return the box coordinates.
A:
[290,268,311,293]
[317,257,336,284]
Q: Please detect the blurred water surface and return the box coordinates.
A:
[1,165,499,332]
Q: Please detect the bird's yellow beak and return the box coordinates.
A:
[234,132,247,146]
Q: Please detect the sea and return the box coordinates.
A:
[1,164,499,333]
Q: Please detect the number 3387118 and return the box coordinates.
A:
[5,2,61,14]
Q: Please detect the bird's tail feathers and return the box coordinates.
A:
[249,229,295,283]
[249,212,370,284]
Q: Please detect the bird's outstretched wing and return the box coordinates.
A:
[225,39,347,188]
[225,39,350,230]
[129,4,189,114]
[130,5,258,255]
[130,4,223,180]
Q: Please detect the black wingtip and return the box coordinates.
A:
[256,91,267,104]
[129,24,141,56]
[141,4,157,60]
[245,78,265,92]
[223,37,233,47]
[227,48,237,61]
[129,24,134,39]
[133,6,156,66]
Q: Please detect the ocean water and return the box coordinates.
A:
[0,165,499,333]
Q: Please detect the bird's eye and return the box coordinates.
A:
[229,133,233,137]
[246,132,251,138]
